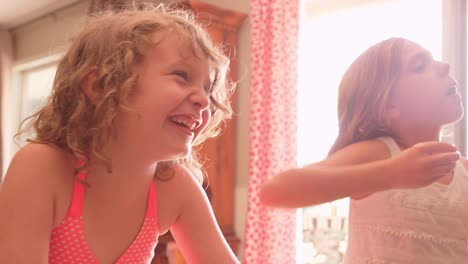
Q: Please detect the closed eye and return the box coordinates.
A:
[414,62,426,72]
[173,70,189,81]
[410,52,431,73]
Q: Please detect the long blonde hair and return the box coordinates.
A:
[328,37,406,155]
[17,4,234,183]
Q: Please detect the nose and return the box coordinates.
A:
[437,61,450,76]
[190,89,210,110]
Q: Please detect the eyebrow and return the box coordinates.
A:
[169,56,207,68]
[169,59,214,85]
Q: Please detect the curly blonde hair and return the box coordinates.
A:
[328,37,406,155]
[17,4,234,183]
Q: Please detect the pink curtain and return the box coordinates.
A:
[243,0,299,263]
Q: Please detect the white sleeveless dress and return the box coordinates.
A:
[343,137,468,264]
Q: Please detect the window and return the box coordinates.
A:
[4,57,58,173]
[297,0,444,263]
[20,64,57,120]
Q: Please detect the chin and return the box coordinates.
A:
[451,104,464,122]
[440,108,464,126]
[164,148,191,161]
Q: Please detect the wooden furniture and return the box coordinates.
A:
[152,1,246,263]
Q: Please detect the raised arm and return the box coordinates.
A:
[260,140,459,208]
[0,144,64,263]
[169,165,238,264]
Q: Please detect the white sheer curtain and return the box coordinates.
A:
[0,28,13,180]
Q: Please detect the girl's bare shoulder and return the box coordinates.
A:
[153,163,206,233]
[0,143,76,262]
[3,143,75,189]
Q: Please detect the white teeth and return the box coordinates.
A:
[172,117,197,131]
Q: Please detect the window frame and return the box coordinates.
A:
[4,54,61,176]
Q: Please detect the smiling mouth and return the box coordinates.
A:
[170,117,199,131]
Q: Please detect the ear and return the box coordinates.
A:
[80,69,99,104]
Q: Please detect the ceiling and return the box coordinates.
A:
[0,0,81,29]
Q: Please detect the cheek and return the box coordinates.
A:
[199,109,212,133]
[394,81,428,105]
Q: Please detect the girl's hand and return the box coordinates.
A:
[388,141,459,189]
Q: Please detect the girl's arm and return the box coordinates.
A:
[169,165,239,264]
[260,140,459,208]
[0,144,60,263]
